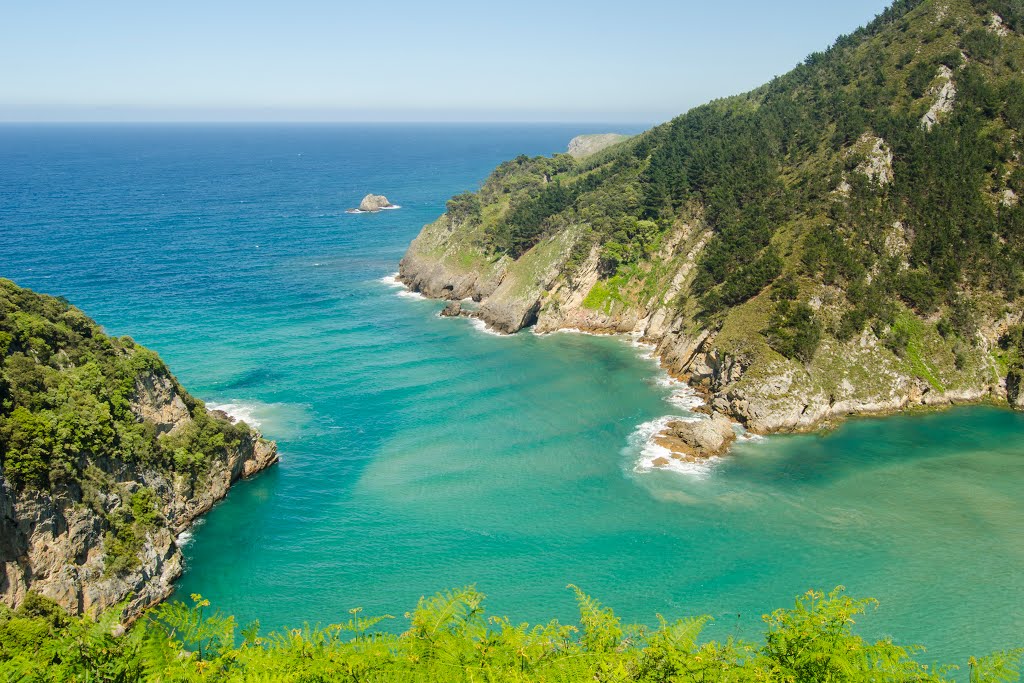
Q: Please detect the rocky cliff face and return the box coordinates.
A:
[399,0,1024,443]
[0,370,277,621]
[400,213,1008,436]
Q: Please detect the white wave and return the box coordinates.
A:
[550,327,603,336]
[378,272,429,300]
[175,519,203,548]
[626,415,718,480]
[628,332,657,357]
[666,383,704,411]
[205,401,264,427]
[467,316,505,337]
[346,205,400,214]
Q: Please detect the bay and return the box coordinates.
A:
[2,123,1022,668]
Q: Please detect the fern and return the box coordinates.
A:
[972,649,1024,683]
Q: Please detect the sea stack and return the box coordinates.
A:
[357,194,396,212]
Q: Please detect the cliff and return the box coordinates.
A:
[0,279,277,620]
[400,0,1024,441]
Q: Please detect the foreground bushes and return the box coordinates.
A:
[0,586,1019,682]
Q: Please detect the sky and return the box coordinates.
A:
[0,0,894,124]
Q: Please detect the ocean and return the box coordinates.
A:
[2,123,1022,667]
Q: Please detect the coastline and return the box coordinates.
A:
[391,266,1007,459]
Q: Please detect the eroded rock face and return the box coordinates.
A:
[358,194,395,212]
[856,135,894,185]
[922,66,956,130]
[0,370,278,622]
[131,372,189,435]
[567,134,630,159]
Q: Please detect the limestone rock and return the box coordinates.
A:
[921,66,956,130]
[358,194,395,212]
[654,413,737,459]
[567,134,630,159]
[1008,368,1024,410]
[855,135,893,185]
[131,371,190,435]
[989,13,1010,37]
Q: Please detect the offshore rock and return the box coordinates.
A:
[358,194,395,212]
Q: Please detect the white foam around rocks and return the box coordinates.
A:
[467,316,505,337]
[206,401,265,427]
[626,416,719,480]
[379,272,428,300]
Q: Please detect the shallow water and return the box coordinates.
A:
[3,123,1022,668]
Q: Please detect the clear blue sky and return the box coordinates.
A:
[1,0,893,123]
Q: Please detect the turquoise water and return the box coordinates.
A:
[3,124,1023,668]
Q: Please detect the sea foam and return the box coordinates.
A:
[379,272,428,300]
[205,401,264,427]
[626,415,719,479]
[467,316,505,337]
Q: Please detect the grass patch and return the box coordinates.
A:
[891,313,945,391]
[583,277,628,313]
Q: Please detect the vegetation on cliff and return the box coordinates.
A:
[0,279,252,491]
[400,0,1024,433]
[1,586,1020,681]
[0,278,275,609]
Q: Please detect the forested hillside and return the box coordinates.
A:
[0,279,277,619]
[400,0,1024,435]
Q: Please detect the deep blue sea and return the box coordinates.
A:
[2,124,1023,670]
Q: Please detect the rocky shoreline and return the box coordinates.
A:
[397,220,1011,462]
[0,370,278,622]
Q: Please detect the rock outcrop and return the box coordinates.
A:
[0,370,277,622]
[357,194,396,212]
[440,301,463,317]
[921,65,956,130]
[567,134,630,159]
[654,413,737,461]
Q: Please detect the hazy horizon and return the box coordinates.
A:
[3,0,893,123]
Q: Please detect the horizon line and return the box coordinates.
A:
[0,119,658,127]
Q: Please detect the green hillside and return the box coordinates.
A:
[400,0,1024,432]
